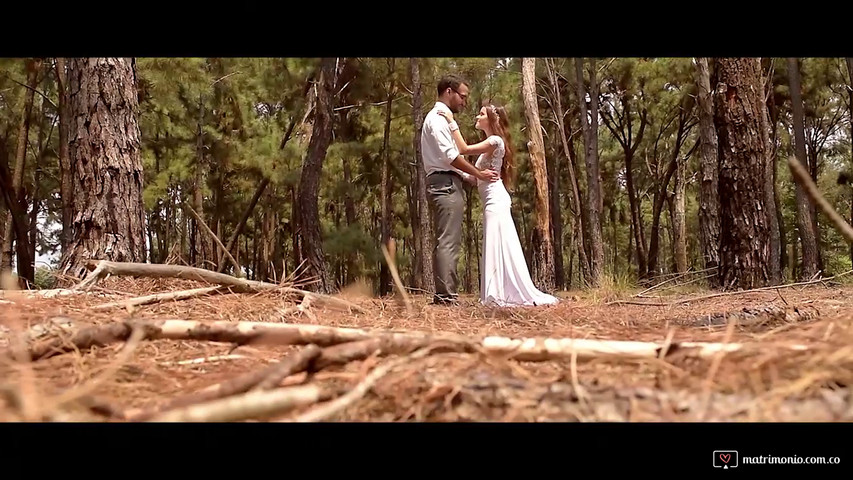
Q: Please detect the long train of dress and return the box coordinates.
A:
[476,135,558,307]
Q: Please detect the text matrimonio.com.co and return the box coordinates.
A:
[742,455,841,465]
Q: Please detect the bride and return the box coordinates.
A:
[438,102,558,307]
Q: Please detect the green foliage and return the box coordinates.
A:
[33,266,57,290]
[4,57,853,295]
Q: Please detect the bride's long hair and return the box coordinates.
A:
[483,100,515,190]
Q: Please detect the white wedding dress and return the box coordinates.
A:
[474,135,559,307]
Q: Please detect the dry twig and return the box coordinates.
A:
[607,271,853,307]
[289,344,441,422]
[126,344,322,421]
[147,384,339,422]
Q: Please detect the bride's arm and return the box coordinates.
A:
[439,111,496,156]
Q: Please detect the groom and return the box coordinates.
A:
[421,74,499,305]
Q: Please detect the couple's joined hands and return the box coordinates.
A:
[438,110,500,183]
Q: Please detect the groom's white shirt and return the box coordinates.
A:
[421,101,465,178]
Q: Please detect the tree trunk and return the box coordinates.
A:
[1,58,40,283]
[766,84,787,278]
[341,156,358,284]
[694,58,721,283]
[847,58,853,267]
[29,87,53,271]
[59,58,146,279]
[565,126,590,283]
[575,58,605,287]
[647,158,678,277]
[464,188,474,293]
[601,95,649,278]
[713,58,771,290]
[296,58,338,294]
[787,57,820,281]
[258,194,277,283]
[379,59,395,296]
[760,61,781,285]
[410,59,434,295]
[546,122,565,291]
[521,58,556,292]
[672,143,688,274]
[55,58,74,257]
[192,93,212,269]
[546,59,588,286]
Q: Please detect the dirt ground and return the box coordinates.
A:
[2,275,852,422]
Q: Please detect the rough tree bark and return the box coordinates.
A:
[409,58,434,294]
[296,58,338,293]
[759,61,781,285]
[713,58,771,290]
[546,139,564,290]
[765,77,788,277]
[521,58,556,292]
[847,58,853,266]
[575,58,605,287]
[787,57,820,281]
[58,58,146,279]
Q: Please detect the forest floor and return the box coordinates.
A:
[2,273,853,422]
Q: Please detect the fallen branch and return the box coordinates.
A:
[126,345,322,421]
[0,288,113,300]
[289,345,440,422]
[73,260,366,313]
[634,267,719,297]
[91,286,226,311]
[381,239,413,315]
[672,305,821,329]
[253,345,323,391]
[147,384,340,422]
[160,354,251,366]
[20,319,468,361]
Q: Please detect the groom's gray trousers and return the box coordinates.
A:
[427,171,466,300]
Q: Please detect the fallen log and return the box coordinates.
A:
[20,319,469,361]
[75,260,366,313]
[126,345,322,421]
[10,318,813,365]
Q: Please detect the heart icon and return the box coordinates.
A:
[720,454,731,464]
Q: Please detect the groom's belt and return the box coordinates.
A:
[427,170,462,179]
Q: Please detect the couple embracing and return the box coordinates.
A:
[421,74,559,308]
